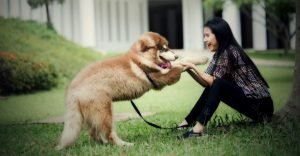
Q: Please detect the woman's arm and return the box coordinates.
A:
[181,62,214,87]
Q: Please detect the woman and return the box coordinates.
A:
[178,17,274,139]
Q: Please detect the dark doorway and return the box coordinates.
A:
[240,5,253,49]
[148,0,183,49]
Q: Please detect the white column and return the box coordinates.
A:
[52,2,63,34]
[79,0,96,47]
[101,0,110,44]
[94,0,102,48]
[127,0,142,42]
[72,0,81,44]
[10,0,20,18]
[290,13,296,49]
[141,0,149,33]
[0,0,9,18]
[182,0,204,50]
[110,0,118,42]
[61,0,72,40]
[119,0,127,43]
[222,0,241,45]
[252,2,267,50]
[20,0,31,20]
[31,7,43,22]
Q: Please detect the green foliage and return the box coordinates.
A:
[204,0,224,11]
[0,17,106,82]
[0,18,119,94]
[264,0,296,16]
[0,52,58,95]
[27,0,65,9]
[204,0,296,15]
[246,50,295,61]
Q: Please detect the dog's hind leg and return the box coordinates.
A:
[91,98,133,146]
[89,127,105,144]
[55,98,83,150]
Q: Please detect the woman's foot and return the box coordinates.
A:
[192,122,204,133]
[177,120,190,130]
[178,121,205,139]
[179,130,204,139]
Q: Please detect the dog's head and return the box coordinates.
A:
[130,32,178,71]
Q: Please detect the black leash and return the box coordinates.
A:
[145,73,160,89]
[130,100,189,130]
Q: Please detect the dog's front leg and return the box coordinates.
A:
[149,67,182,88]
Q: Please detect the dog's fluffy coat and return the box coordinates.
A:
[55,32,207,150]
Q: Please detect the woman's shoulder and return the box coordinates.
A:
[227,45,240,53]
[226,45,242,58]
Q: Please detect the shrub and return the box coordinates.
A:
[0,52,58,95]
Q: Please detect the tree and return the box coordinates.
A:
[204,0,296,54]
[275,0,300,123]
[27,0,65,30]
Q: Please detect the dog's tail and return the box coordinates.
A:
[55,98,83,150]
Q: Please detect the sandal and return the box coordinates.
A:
[177,124,190,130]
[178,130,204,139]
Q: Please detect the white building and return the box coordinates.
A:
[0,0,296,52]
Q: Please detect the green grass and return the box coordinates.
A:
[246,50,295,61]
[1,122,299,155]
[0,18,298,155]
[0,17,118,81]
[0,65,295,155]
[0,66,293,124]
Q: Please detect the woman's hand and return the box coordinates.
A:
[179,62,197,71]
[180,62,214,87]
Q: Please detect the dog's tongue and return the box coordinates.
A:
[159,62,171,69]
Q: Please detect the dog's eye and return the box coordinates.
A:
[163,47,169,52]
[156,45,169,52]
[144,46,156,51]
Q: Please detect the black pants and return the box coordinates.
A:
[185,78,274,126]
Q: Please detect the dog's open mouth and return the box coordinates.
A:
[159,57,171,69]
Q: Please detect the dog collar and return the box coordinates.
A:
[145,73,159,89]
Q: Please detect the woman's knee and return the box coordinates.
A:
[211,78,222,88]
[256,97,274,122]
[261,97,274,115]
[210,78,228,92]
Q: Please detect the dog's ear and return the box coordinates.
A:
[135,40,147,52]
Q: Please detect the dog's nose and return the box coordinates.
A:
[175,55,179,59]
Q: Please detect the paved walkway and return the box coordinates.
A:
[252,58,294,67]
[32,112,155,124]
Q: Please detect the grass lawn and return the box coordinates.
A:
[0,65,297,155]
[246,49,295,61]
[0,18,298,155]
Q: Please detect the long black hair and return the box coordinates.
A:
[204,17,269,88]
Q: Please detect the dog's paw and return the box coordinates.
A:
[159,68,170,74]
[116,141,134,146]
[124,142,134,146]
[54,145,64,151]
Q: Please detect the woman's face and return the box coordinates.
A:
[203,27,218,52]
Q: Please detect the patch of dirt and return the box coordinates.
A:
[32,112,155,124]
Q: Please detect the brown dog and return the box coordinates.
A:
[55,32,207,150]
